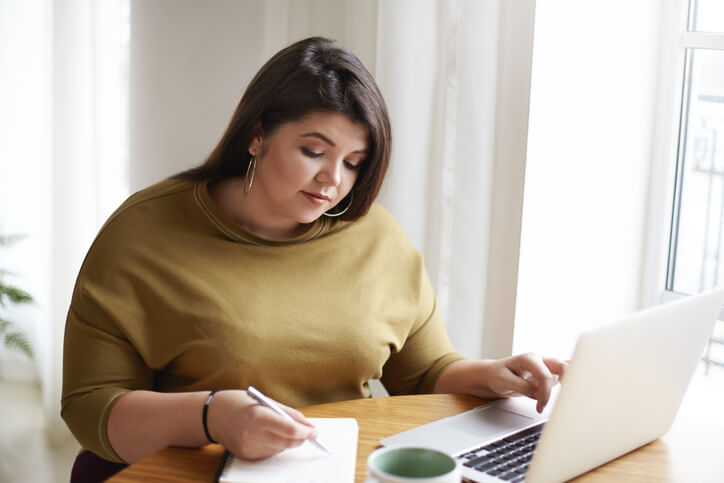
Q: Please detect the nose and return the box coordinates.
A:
[316,158,342,186]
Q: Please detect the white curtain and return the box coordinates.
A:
[263,0,535,359]
[1,0,535,438]
[0,0,128,442]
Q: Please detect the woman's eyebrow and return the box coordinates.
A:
[302,132,335,146]
[301,132,367,154]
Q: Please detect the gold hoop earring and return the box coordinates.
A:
[324,192,353,217]
[243,156,257,196]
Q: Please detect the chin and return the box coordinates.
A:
[297,211,324,224]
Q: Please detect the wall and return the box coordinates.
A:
[129,0,265,190]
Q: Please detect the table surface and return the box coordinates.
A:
[109,392,724,482]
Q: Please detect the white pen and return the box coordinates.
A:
[247,386,330,454]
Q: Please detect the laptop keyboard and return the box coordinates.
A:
[457,422,545,482]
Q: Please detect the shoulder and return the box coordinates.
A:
[82,178,197,264]
[335,202,413,248]
[94,178,195,236]
[107,178,195,223]
[343,203,422,262]
[355,202,407,236]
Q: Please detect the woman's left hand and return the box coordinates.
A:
[484,353,567,413]
[434,354,568,413]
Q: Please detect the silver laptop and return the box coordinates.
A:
[380,288,724,483]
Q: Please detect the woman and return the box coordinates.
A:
[61,36,565,480]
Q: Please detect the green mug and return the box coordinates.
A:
[365,446,461,483]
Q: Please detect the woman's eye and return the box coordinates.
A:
[344,161,360,170]
[302,148,323,158]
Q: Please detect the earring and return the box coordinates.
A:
[324,192,353,217]
[243,156,257,196]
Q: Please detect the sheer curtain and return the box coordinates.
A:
[0,0,128,441]
[1,0,535,439]
[263,0,535,359]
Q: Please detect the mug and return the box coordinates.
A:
[365,446,462,483]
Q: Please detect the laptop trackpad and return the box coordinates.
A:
[379,404,537,455]
[447,407,533,438]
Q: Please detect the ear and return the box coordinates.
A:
[248,122,263,156]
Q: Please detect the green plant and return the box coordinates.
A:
[0,234,34,358]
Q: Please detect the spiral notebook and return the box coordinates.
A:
[215,418,359,483]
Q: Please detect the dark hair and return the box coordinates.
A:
[176,36,391,221]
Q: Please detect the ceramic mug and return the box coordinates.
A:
[365,446,462,483]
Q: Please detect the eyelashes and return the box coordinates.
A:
[302,147,323,158]
[301,148,361,170]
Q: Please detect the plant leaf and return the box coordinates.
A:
[0,233,35,359]
[4,331,33,358]
[0,281,33,307]
[0,234,25,248]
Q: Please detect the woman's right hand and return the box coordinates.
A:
[206,390,318,460]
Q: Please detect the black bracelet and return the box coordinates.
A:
[203,390,218,444]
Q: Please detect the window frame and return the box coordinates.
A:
[643,0,724,305]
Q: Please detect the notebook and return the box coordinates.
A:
[380,288,724,482]
[215,418,358,483]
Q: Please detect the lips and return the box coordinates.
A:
[305,192,331,201]
[302,191,332,206]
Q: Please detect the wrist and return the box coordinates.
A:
[203,390,219,444]
[434,359,500,399]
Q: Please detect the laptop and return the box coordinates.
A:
[380,288,724,482]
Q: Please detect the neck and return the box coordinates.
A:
[209,178,310,240]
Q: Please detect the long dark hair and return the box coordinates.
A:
[176,37,391,221]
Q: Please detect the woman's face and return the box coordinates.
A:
[247,111,369,230]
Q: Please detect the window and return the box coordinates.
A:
[667,0,724,296]
[666,0,724,371]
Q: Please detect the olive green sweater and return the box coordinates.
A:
[61,178,464,462]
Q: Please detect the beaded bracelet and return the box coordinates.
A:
[203,390,218,444]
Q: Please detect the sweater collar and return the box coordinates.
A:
[194,180,347,246]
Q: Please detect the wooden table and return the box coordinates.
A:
[109,393,724,482]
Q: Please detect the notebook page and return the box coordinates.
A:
[218,418,358,483]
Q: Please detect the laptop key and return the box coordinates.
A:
[502,423,545,443]
[497,452,515,462]
[474,461,498,472]
[463,454,493,468]
[460,452,476,459]
[500,471,520,481]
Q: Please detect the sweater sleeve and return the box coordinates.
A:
[61,290,154,463]
[380,270,466,395]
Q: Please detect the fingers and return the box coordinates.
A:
[278,403,317,428]
[208,390,318,461]
[494,363,539,399]
[522,354,555,412]
[503,353,565,413]
[543,357,568,378]
[241,427,308,460]
[252,403,318,441]
[241,403,317,460]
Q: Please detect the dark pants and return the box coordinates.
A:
[70,450,128,482]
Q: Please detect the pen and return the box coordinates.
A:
[247,386,330,454]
